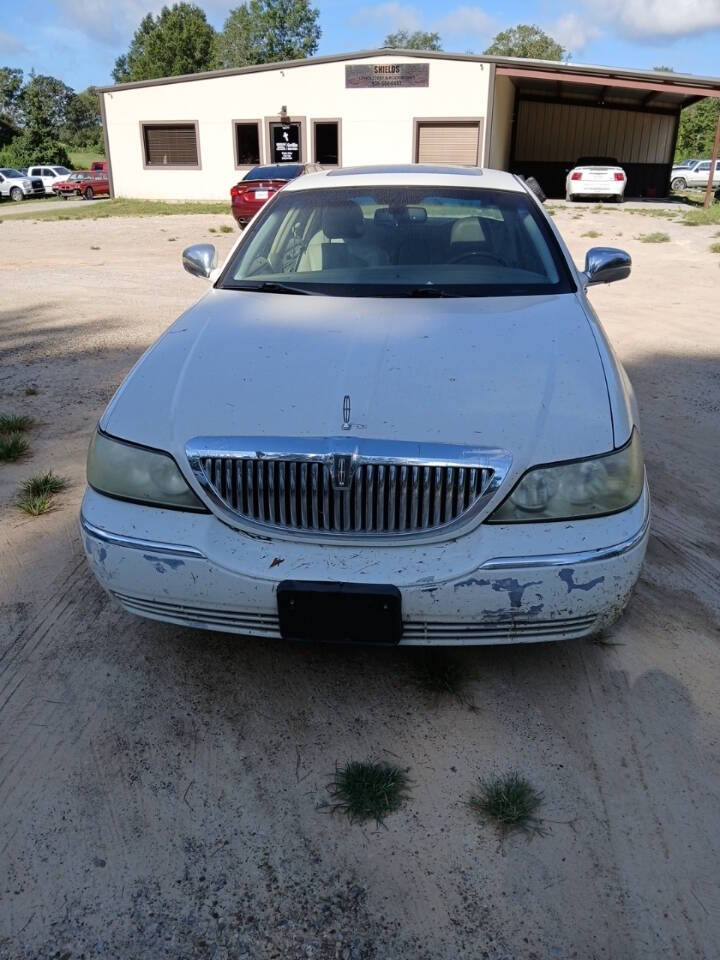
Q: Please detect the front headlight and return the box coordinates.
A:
[23,179,31,189]
[87,431,206,511]
[488,430,644,523]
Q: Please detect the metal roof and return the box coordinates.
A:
[99,49,720,103]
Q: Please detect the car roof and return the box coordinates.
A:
[283,165,525,193]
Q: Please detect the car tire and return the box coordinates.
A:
[10,187,23,202]
[615,194,625,203]
[59,193,68,200]
[84,187,94,200]
[671,177,686,192]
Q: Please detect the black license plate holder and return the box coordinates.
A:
[277,581,402,645]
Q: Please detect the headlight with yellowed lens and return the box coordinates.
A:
[488,429,644,523]
[87,431,206,511]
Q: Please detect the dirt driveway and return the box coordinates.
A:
[1,207,719,959]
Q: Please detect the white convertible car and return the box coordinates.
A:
[565,157,627,202]
[81,166,649,645]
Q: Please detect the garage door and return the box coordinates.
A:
[416,122,482,166]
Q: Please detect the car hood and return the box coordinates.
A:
[101,289,613,478]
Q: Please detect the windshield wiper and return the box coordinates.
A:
[230,281,313,295]
[405,286,459,298]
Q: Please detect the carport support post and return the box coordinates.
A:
[704,110,720,208]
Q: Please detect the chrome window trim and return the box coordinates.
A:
[80,514,206,559]
[185,435,512,543]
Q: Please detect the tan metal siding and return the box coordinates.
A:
[416,122,480,165]
[514,101,675,164]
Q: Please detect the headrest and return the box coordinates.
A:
[322,200,364,240]
[450,217,486,244]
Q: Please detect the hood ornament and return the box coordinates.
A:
[341,394,351,431]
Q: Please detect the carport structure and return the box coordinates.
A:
[488,61,720,200]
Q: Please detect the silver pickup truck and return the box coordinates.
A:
[0,167,46,201]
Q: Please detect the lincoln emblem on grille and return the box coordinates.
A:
[332,453,353,489]
[342,394,351,431]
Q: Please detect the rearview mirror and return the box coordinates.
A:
[182,243,217,279]
[583,247,631,286]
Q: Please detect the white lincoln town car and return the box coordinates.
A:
[81,166,649,645]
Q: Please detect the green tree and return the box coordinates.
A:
[484,24,565,61]
[216,0,320,69]
[383,30,442,51]
[676,98,720,161]
[0,72,72,167]
[113,4,217,83]
[0,67,24,125]
[63,87,103,149]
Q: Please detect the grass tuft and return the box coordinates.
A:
[636,232,670,243]
[20,471,67,498]
[0,432,30,462]
[0,413,34,433]
[710,241,720,254]
[18,492,53,516]
[469,772,544,837]
[219,224,234,233]
[581,230,601,238]
[24,385,38,396]
[17,472,67,516]
[328,760,411,825]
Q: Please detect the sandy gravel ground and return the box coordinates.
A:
[1,206,719,959]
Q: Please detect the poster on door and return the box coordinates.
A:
[272,123,300,162]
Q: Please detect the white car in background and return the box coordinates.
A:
[670,158,720,192]
[27,164,72,195]
[0,167,46,201]
[566,157,627,202]
[81,165,649,646]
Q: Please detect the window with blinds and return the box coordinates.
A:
[142,123,199,167]
[416,122,481,167]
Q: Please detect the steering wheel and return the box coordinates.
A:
[449,249,507,266]
[247,255,273,276]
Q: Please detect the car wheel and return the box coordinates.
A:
[84,187,94,200]
[10,187,23,202]
[615,194,625,203]
[59,193,68,200]
[671,177,686,192]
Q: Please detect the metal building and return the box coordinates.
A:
[99,50,720,201]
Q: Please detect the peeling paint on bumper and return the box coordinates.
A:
[81,484,649,646]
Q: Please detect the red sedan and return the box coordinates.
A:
[54,170,110,200]
[230,163,319,227]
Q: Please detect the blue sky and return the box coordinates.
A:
[1,0,720,91]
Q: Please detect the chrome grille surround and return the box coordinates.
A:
[186,436,511,542]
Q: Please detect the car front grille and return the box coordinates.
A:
[186,437,510,539]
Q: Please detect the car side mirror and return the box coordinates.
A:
[583,247,631,286]
[182,243,217,279]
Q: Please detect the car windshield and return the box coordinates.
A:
[0,168,24,178]
[53,166,71,174]
[220,185,574,298]
[70,173,89,180]
[246,164,303,181]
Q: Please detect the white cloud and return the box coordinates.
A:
[586,0,720,39]
[546,13,601,55]
[353,3,423,33]
[437,6,495,40]
[0,29,27,54]
[52,0,164,45]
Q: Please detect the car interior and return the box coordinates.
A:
[234,192,560,286]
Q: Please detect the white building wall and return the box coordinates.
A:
[103,56,491,200]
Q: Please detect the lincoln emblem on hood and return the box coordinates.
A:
[342,394,351,431]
